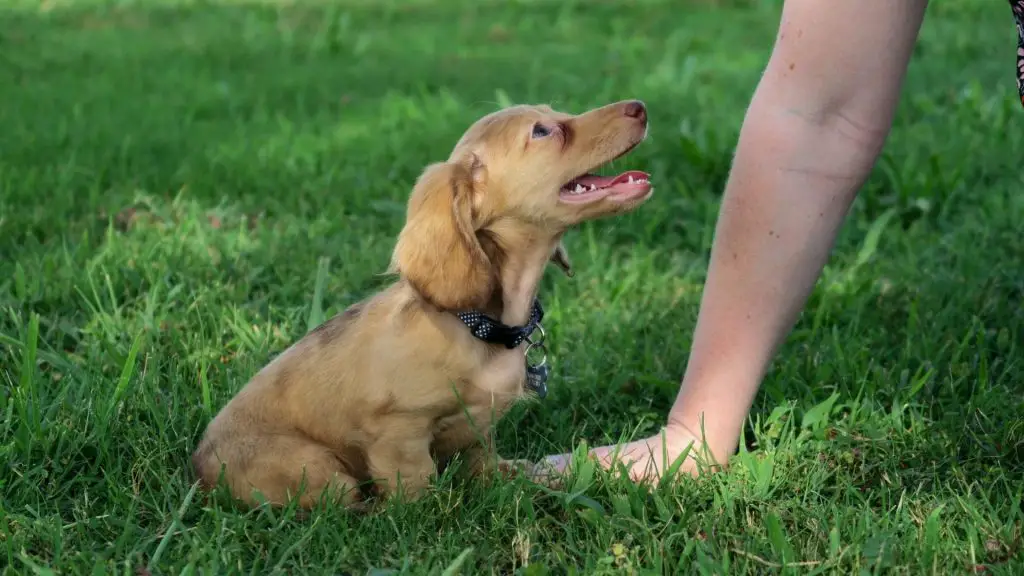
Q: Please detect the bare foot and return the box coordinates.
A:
[529,424,721,487]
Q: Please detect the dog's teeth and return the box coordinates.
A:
[588,184,597,191]
[573,184,585,194]
[627,175,634,184]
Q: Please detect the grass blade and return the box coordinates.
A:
[105,329,144,425]
[307,257,331,333]
[15,313,41,443]
[148,480,200,572]
[440,547,474,576]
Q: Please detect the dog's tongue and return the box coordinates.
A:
[573,170,649,189]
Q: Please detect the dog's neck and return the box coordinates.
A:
[496,242,554,326]
[480,227,560,327]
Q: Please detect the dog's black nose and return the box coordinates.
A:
[623,100,647,122]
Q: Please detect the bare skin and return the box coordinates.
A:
[536,0,932,483]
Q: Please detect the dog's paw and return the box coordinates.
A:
[496,458,536,479]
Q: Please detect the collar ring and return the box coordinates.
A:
[524,324,547,368]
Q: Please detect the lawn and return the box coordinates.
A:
[1,0,1022,573]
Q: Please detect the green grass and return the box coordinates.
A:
[2,0,1022,573]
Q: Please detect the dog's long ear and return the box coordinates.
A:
[389,155,493,310]
[550,241,574,277]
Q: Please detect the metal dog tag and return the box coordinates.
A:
[524,323,549,399]
[526,363,550,399]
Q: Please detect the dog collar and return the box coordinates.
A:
[456,299,550,398]
[455,299,544,350]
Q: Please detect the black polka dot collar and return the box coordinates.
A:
[455,299,544,349]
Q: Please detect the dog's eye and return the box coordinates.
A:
[531,123,552,138]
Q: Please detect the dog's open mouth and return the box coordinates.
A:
[558,170,652,205]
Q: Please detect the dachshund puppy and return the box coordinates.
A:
[192,99,654,509]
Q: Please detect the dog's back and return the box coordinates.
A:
[191,293,380,506]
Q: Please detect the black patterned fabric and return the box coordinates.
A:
[456,299,544,349]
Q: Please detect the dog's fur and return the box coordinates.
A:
[191,100,653,509]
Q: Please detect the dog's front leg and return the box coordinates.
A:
[368,433,436,503]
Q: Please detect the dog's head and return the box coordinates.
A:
[390,100,653,310]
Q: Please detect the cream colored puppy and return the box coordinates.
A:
[191,99,654,509]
